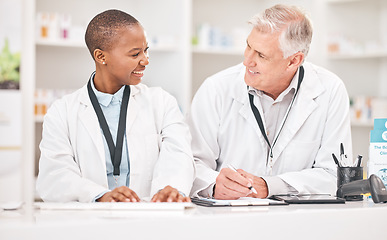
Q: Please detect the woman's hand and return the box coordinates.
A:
[97,186,140,202]
[151,185,191,202]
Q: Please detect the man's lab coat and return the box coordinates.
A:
[188,62,352,197]
[37,83,195,202]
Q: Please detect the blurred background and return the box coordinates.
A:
[1,0,387,203]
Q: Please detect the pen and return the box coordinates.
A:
[227,164,258,194]
[340,143,348,166]
[332,153,341,167]
[356,155,363,167]
[340,143,344,163]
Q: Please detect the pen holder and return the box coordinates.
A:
[337,167,363,201]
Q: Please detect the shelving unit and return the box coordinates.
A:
[325,0,387,165]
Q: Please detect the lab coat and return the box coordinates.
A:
[188,62,352,197]
[36,83,195,202]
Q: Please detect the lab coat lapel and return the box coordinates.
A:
[272,66,324,162]
[78,86,105,164]
[232,68,268,151]
[125,85,139,134]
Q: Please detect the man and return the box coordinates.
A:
[188,4,352,199]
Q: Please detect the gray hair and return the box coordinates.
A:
[248,4,313,59]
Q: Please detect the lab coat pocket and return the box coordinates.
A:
[282,139,320,171]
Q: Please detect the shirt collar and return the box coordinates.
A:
[275,70,298,102]
[90,72,125,107]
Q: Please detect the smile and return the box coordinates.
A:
[248,69,259,74]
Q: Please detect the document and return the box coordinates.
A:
[35,202,195,211]
[191,197,287,207]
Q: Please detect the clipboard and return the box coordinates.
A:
[191,197,288,207]
[270,194,345,204]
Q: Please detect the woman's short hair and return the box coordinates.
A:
[85,9,139,59]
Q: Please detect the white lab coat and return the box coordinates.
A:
[37,83,195,202]
[188,62,352,197]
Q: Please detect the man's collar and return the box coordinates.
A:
[248,68,300,102]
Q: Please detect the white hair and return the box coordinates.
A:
[248,4,313,59]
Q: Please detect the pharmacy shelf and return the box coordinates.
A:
[327,0,380,4]
[192,47,243,56]
[327,0,363,3]
[36,39,180,52]
[351,120,374,128]
[35,116,44,123]
[36,39,85,48]
[327,52,387,60]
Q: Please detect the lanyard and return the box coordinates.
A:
[87,76,130,176]
[248,66,304,162]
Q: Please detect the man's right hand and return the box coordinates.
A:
[213,168,253,199]
[97,186,140,202]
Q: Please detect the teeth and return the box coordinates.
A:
[248,69,258,74]
[132,71,144,74]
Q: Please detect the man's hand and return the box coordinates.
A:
[213,168,254,199]
[151,185,191,202]
[96,186,140,202]
[237,169,268,199]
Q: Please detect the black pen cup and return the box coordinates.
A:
[337,167,363,201]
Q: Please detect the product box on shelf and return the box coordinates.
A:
[368,118,387,187]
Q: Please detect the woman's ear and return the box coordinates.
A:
[93,49,106,65]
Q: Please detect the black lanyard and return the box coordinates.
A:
[248,66,304,160]
[87,75,130,176]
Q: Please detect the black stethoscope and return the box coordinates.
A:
[248,66,304,172]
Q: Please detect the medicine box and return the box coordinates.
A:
[368,118,387,187]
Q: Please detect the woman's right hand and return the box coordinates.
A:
[96,186,140,202]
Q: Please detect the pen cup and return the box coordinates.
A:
[337,167,363,201]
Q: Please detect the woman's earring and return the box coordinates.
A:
[102,61,106,65]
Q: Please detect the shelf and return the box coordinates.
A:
[36,39,180,53]
[326,0,379,4]
[192,47,244,56]
[35,116,44,123]
[327,52,387,60]
[36,39,85,48]
[327,0,363,3]
[351,120,373,128]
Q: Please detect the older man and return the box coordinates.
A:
[188,4,352,199]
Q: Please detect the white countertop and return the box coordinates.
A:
[1,199,386,240]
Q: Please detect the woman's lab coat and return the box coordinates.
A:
[36,83,195,202]
[188,62,352,197]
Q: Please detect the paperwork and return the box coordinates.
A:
[34,202,195,211]
[191,197,287,207]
